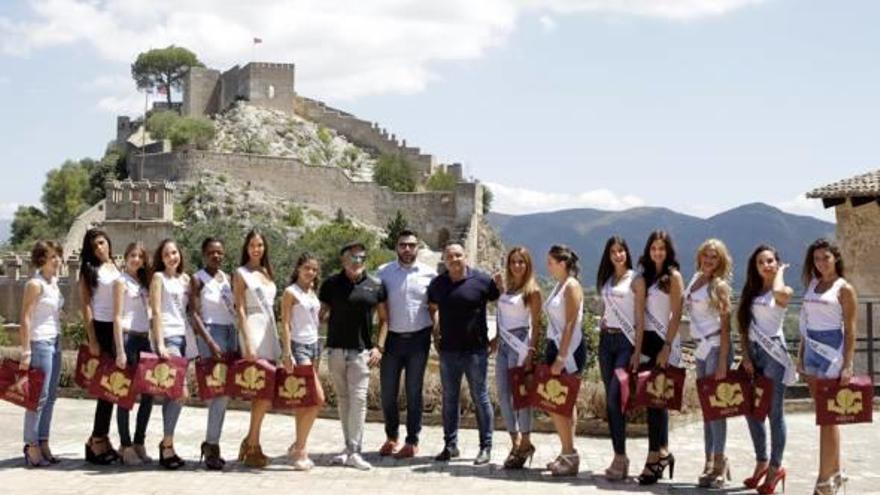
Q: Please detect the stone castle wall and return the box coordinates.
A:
[835,201,880,298]
[184,63,296,118]
[130,150,479,251]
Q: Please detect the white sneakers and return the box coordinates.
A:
[344,452,372,471]
[330,450,349,465]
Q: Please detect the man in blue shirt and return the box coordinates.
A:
[376,230,437,459]
[428,242,500,465]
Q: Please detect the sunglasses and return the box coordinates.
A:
[349,253,367,263]
[397,242,418,249]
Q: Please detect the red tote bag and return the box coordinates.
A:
[74,345,102,391]
[228,359,276,401]
[0,360,44,411]
[274,365,319,410]
[697,371,752,421]
[632,366,686,411]
[532,364,581,416]
[133,353,188,400]
[814,375,874,426]
[508,365,535,410]
[195,355,233,401]
[88,359,137,410]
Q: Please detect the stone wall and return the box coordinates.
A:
[130,150,480,253]
[62,200,106,259]
[182,66,221,117]
[835,201,880,298]
[0,255,81,324]
[184,63,295,119]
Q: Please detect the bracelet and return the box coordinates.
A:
[20,350,31,357]
[554,355,565,363]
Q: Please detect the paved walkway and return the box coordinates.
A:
[0,399,877,494]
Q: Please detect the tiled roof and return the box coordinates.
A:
[806,169,880,199]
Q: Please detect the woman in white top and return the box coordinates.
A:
[797,239,857,495]
[113,243,154,466]
[280,252,326,470]
[632,230,684,485]
[737,245,794,495]
[543,245,587,477]
[686,239,734,489]
[78,228,122,465]
[19,240,64,467]
[490,246,542,470]
[190,237,237,470]
[234,229,281,468]
[149,239,191,470]
[595,236,636,481]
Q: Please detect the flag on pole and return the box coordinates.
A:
[253,37,263,44]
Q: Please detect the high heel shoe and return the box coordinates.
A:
[239,440,269,468]
[813,476,836,495]
[832,471,848,495]
[744,463,770,489]
[638,452,674,485]
[84,436,119,465]
[604,456,630,481]
[23,444,48,468]
[708,456,731,489]
[39,442,60,464]
[200,441,225,471]
[757,466,786,494]
[504,444,535,469]
[548,450,579,477]
[158,441,185,470]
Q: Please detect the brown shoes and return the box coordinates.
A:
[393,443,418,459]
[379,439,400,457]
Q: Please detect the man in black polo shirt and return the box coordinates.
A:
[428,242,500,465]
[319,241,387,471]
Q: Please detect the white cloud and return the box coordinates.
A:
[1,0,765,108]
[773,194,835,222]
[486,181,645,214]
[539,15,558,32]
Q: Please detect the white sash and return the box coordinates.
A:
[161,274,198,360]
[496,300,531,366]
[604,286,636,346]
[237,267,279,338]
[644,308,682,366]
[546,282,583,374]
[693,331,720,361]
[799,294,844,378]
[197,269,236,318]
[749,322,798,385]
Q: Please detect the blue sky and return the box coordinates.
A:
[2,0,878,222]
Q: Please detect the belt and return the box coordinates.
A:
[125,331,150,338]
[601,326,623,335]
[389,326,432,339]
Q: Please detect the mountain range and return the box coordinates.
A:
[487,202,835,291]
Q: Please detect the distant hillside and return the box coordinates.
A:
[487,202,835,290]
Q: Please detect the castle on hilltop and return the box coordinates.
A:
[115,61,485,258]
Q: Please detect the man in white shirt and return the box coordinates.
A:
[376,230,437,458]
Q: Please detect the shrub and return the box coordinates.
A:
[373,153,416,192]
[425,170,457,191]
[383,210,409,250]
[147,111,216,149]
[285,205,305,228]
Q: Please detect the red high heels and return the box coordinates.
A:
[757,466,786,494]
[744,463,770,489]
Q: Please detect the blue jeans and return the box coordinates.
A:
[495,328,532,435]
[746,341,788,467]
[117,333,154,446]
[803,329,843,378]
[196,324,237,444]
[696,345,734,456]
[598,330,633,455]
[439,348,493,450]
[381,328,431,445]
[22,337,61,444]
[293,341,321,365]
[159,336,186,438]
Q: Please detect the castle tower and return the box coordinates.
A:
[99,179,176,251]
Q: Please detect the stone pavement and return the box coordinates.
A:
[0,398,877,494]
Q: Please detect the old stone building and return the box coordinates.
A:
[98,179,177,253]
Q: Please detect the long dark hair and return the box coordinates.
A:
[289,252,320,291]
[737,244,779,334]
[596,236,632,290]
[79,228,112,296]
[124,242,152,288]
[240,229,273,279]
[638,230,679,292]
[802,238,845,286]
[153,238,185,275]
[548,244,580,279]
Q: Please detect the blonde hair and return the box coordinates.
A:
[695,238,733,312]
[505,246,539,298]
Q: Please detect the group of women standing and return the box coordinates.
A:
[491,233,855,495]
[13,226,857,495]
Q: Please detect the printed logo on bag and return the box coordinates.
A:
[518,384,529,397]
[278,376,306,400]
[101,371,132,396]
[6,377,26,400]
[708,382,745,408]
[647,373,675,400]
[236,365,266,391]
[206,363,228,388]
[81,358,99,380]
[146,363,177,389]
[827,388,863,415]
[753,386,764,408]
[537,378,569,405]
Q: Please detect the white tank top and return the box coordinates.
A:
[544,278,584,349]
[750,290,785,339]
[801,278,845,331]
[498,292,531,331]
[684,275,722,338]
[286,283,320,345]
[196,269,235,325]
[119,273,150,333]
[29,274,63,341]
[602,270,635,330]
[243,270,277,315]
[157,272,188,337]
[645,282,671,335]
[91,264,120,322]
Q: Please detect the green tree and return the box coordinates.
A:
[147,111,216,149]
[481,184,494,214]
[296,220,380,274]
[373,153,416,192]
[85,146,128,205]
[425,170,457,191]
[383,210,409,250]
[41,160,90,233]
[131,45,203,106]
[9,206,51,247]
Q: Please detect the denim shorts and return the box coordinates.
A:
[545,339,587,374]
[293,341,322,365]
[803,329,843,379]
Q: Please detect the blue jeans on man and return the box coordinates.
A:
[380,327,431,445]
[439,348,493,450]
